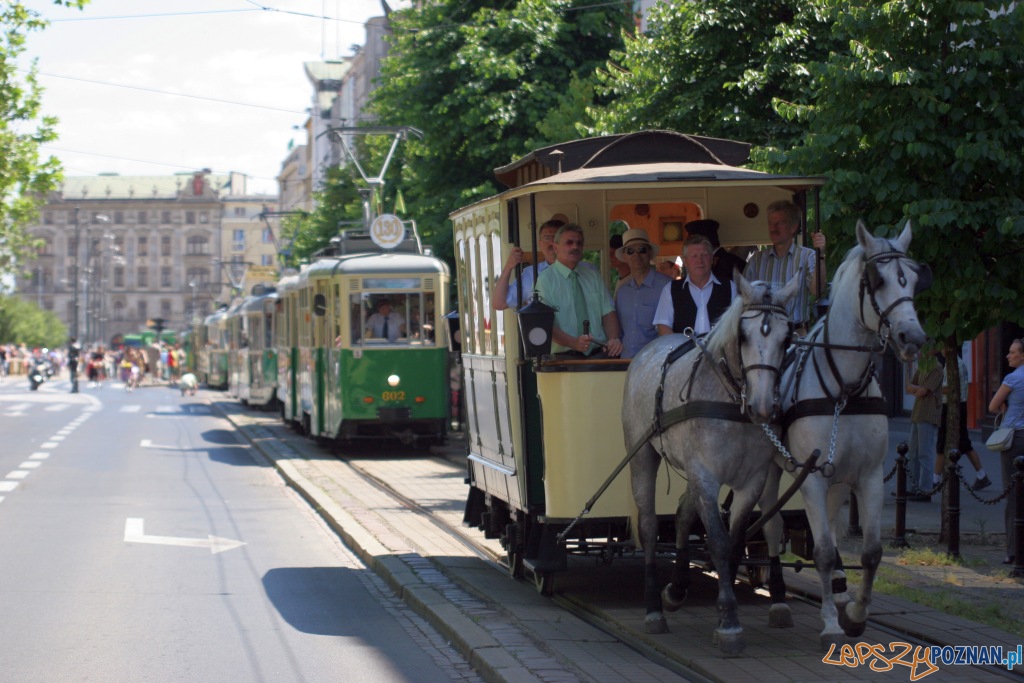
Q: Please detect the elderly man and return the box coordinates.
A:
[684,219,747,283]
[614,228,671,358]
[744,200,826,334]
[536,224,622,357]
[654,235,736,336]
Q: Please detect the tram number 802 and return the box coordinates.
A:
[382,391,406,401]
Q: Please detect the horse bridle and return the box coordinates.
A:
[858,249,928,348]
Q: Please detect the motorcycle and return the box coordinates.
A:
[28,359,48,391]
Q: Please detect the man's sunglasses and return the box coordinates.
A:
[625,246,649,255]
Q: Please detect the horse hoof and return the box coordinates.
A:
[644,612,669,634]
[838,605,867,638]
[713,629,745,655]
[820,631,845,652]
[662,583,686,612]
[768,603,793,628]
[833,591,851,608]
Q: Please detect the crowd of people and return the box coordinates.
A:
[495,200,825,361]
[0,340,186,390]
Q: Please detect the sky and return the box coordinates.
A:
[19,0,386,195]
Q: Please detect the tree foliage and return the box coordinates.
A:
[366,0,633,257]
[589,0,845,156]
[0,1,88,277]
[776,1,1024,343]
[0,293,66,347]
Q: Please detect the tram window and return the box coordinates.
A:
[264,312,273,347]
[490,232,505,356]
[350,291,437,347]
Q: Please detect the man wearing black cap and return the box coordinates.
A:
[684,219,746,283]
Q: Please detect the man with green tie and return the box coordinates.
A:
[536,223,622,357]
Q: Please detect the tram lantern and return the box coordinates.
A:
[516,293,556,359]
[443,310,460,354]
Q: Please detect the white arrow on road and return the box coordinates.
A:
[139,439,183,450]
[124,518,246,554]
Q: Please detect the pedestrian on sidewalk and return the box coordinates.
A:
[987,337,1024,565]
[934,349,991,490]
[906,348,943,501]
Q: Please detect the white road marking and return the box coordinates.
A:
[49,435,65,441]
[139,439,183,451]
[44,404,69,412]
[123,518,246,554]
[40,442,58,449]
[120,405,141,413]
[19,462,41,469]
[4,404,30,412]
[6,470,30,480]
[29,452,49,460]
[0,482,18,492]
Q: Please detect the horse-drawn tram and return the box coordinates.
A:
[451,130,827,592]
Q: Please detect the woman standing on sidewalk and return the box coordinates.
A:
[988,337,1024,564]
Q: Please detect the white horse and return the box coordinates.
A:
[623,273,799,655]
[758,221,930,650]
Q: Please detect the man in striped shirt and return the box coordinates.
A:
[744,200,827,335]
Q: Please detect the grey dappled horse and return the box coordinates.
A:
[758,221,930,650]
[624,273,800,655]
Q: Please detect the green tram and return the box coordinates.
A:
[198,307,230,389]
[275,273,301,424]
[226,288,279,407]
[451,130,824,590]
[288,226,451,447]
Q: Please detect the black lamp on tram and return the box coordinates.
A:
[516,292,556,359]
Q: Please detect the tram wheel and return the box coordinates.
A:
[505,523,524,579]
[532,569,554,596]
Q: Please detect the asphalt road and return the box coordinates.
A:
[0,375,478,682]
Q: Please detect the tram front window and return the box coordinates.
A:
[351,290,435,347]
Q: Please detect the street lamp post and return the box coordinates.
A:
[71,207,81,339]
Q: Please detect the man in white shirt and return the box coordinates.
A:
[654,236,736,336]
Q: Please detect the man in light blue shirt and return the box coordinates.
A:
[536,224,622,357]
[614,228,671,358]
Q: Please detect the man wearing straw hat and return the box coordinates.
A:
[614,228,671,358]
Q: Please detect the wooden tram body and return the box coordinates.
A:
[451,130,825,585]
[287,227,451,446]
[225,289,279,407]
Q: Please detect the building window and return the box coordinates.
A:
[161,300,172,317]
[138,301,147,321]
[185,211,195,225]
[114,236,125,255]
[261,254,275,266]
[262,227,273,243]
[199,211,208,224]
[137,211,147,224]
[137,267,148,288]
[234,206,246,217]
[232,229,245,252]
[67,237,78,257]
[161,210,171,224]
[43,212,53,225]
[37,236,53,256]
[138,236,148,256]
[114,211,124,225]
[113,300,124,321]
[161,235,171,256]
[187,268,210,285]
[114,266,124,288]
[161,267,172,288]
[186,236,209,255]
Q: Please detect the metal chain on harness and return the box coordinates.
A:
[760,394,844,478]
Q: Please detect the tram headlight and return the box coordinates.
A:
[387,374,400,387]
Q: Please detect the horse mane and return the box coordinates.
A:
[829,243,866,297]
[705,285,754,357]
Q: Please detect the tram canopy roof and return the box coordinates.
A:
[521,161,825,192]
[492,130,823,192]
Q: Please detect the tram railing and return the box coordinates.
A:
[882,443,1024,579]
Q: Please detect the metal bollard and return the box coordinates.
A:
[891,442,910,549]
[1012,456,1024,579]
[946,449,961,559]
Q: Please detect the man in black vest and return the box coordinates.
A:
[653,235,736,336]
[684,219,747,283]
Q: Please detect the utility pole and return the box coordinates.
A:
[71,207,81,339]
